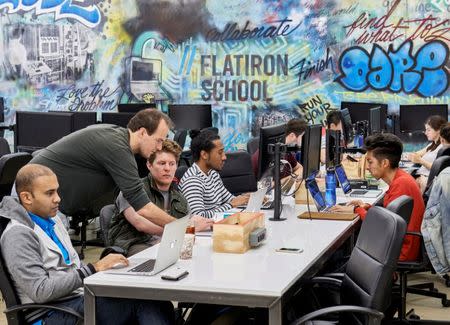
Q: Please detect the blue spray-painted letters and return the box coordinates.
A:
[337,41,449,97]
[0,0,101,28]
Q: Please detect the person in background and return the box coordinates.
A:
[109,139,212,256]
[179,130,249,218]
[0,164,173,324]
[407,115,447,192]
[251,118,306,179]
[320,110,345,164]
[439,122,450,148]
[330,133,425,262]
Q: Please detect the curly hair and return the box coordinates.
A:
[148,139,182,163]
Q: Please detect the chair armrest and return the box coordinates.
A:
[306,276,342,289]
[321,273,345,280]
[290,305,384,325]
[5,303,83,320]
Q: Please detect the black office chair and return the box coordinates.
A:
[98,204,126,259]
[386,196,450,321]
[0,137,11,157]
[0,217,83,325]
[219,151,257,195]
[246,137,259,155]
[173,129,188,149]
[175,165,189,181]
[0,153,32,200]
[436,145,450,158]
[423,156,450,203]
[291,207,407,325]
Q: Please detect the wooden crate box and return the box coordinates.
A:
[213,212,264,254]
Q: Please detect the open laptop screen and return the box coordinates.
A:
[335,165,352,194]
[305,175,326,211]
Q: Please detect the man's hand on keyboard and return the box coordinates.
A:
[191,215,214,232]
[93,253,129,272]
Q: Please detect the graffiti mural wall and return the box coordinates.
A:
[0,0,449,150]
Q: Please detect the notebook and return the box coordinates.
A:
[106,215,189,276]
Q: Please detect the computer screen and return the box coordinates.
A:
[168,104,212,131]
[257,123,286,180]
[399,104,448,133]
[0,97,4,123]
[301,124,322,179]
[101,112,135,128]
[16,111,73,150]
[339,108,353,145]
[49,111,97,131]
[117,103,156,113]
[305,173,326,211]
[369,106,381,135]
[341,101,388,131]
[335,165,352,194]
[326,129,342,168]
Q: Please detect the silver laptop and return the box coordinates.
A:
[107,215,189,276]
[335,165,382,199]
[244,188,267,212]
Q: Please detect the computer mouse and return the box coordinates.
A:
[111,262,127,269]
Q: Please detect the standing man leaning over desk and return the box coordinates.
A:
[31,108,177,226]
[0,164,174,324]
[330,133,425,261]
[179,129,249,218]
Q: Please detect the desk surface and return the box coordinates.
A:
[84,206,359,324]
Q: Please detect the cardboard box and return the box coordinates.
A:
[213,212,264,253]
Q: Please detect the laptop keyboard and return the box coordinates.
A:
[128,259,156,273]
[350,189,368,196]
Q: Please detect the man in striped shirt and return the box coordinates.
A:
[179,130,249,218]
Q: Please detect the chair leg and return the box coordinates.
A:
[444,274,450,288]
[408,282,435,291]
[398,272,407,320]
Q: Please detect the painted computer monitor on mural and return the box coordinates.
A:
[126,57,168,101]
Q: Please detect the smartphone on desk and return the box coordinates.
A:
[161,268,189,281]
[276,247,303,254]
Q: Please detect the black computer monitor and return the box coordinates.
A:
[341,101,388,131]
[326,129,342,168]
[339,108,353,144]
[168,104,212,130]
[101,112,135,128]
[301,124,322,179]
[257,123,286,180]
[399,104,448,133]
[0,97,4,123]
[117,103,156,113]
[15,111,73,151]
[49,111,97,131]
[369,106,381,135]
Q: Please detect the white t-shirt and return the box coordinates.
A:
[417,143,443,176]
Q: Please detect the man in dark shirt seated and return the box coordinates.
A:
[251,118,307,179]
[0,164,174,324]
[109,139,213,256]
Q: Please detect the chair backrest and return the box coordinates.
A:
[0,138,11,157]
[424,156,450,195]
[175,165,189,181]
[99,204,116,247]
[385,195,414,224]
[0,216,25,324]
[436,145,450,158]
[219,151,257,195]
[0,153,32,200]
[173,129,188,150]
[340,206,406,323]
[246,137,259,155]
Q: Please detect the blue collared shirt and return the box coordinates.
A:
[28,212,71,265]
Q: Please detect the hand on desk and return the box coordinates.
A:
[329,200,368,213]
[407,153,422,164]
[230,194,250,208]
[191,215,214,232]
[93,253,129,272]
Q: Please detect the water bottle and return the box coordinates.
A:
[325,168,337,207]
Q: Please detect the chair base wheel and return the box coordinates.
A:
[442,299,450,307]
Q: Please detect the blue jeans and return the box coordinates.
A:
[41,295,174,325]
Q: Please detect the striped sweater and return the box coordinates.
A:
[179,163,234,218]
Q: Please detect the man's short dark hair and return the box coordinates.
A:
[285,119,307,137]
[440,122,450,143]
[190,129,220,162]
[364,133,403,168]
[326,110,343,128]
[127,109,173,135]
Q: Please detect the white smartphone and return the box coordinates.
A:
[276,247,303,254]
[161,267,189,281]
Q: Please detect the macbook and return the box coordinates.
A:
[244,187,267,212]
[335,165,382,198]
[305,174,331,212]
[106,215,189,276]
